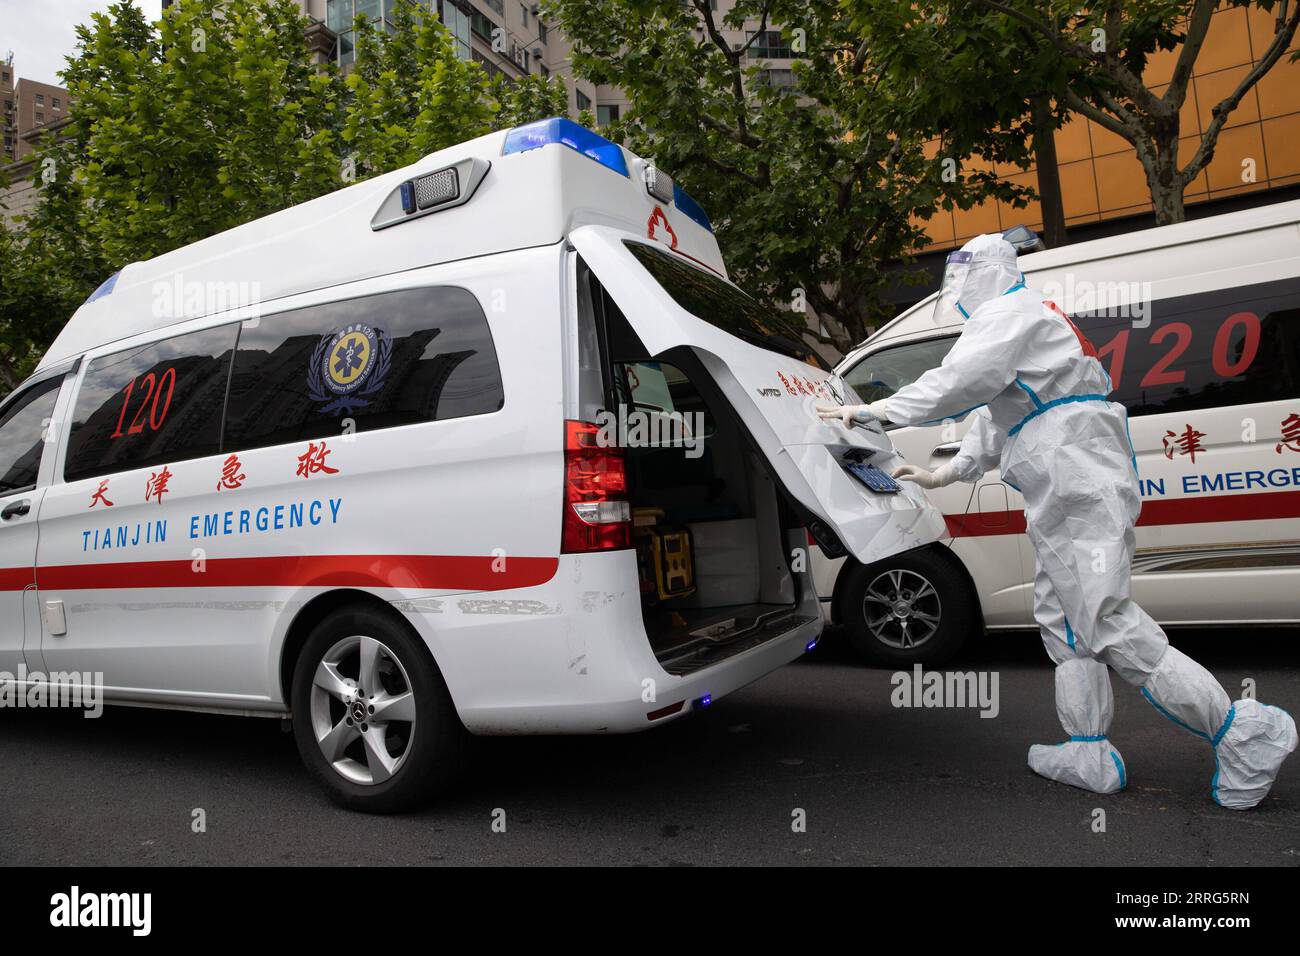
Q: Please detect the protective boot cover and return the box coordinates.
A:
[1213,700,1298,810]
[1029,658,1126,794]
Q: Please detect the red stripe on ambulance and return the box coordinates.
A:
[944,488,1300,538]
[20,554,559,592]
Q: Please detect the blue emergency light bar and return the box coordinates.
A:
[502,117,629,177]
[672,183,712,232]
[85,270,120,304]
[501,116,715,234]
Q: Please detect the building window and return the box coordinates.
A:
[519,2,527,25]
[539,62,549,78]
[537,20,548,44]
[52,97,61,110]
[756,68,796,91]
[484,0,503,13]
[442,2,472,61]
[35,112,44,124]
[596,104,619,126]
[747,30,794,59]
[470,8,495,42]
[327,0,436,65]
[471,48,505,79]
[575,90,591,111]
[35,93,44,105]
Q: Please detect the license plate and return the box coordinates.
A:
[844,461,901,494]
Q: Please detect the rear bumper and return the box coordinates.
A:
[392,550,820,735]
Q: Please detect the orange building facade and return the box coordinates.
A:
[921,4,1300,251]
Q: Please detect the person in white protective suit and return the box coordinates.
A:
[816,233,1297,809]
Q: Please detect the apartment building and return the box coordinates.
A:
[158,0,628,120]
[1,55,70,165]
[1,55,12,165]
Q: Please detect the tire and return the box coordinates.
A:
[837,547,976,667]
[291,604,466,812]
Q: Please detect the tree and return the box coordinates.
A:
[61,0,345,266]
[1,0,555,385]
[547,0,1024,354]
[843,3,1076,246]
[341,0,569,176]
[960,0,1300,224]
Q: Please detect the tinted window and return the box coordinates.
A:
[843,335,958,404]
[624,240,828,369]
[614,360,715,441]
[65,325,237,482]
[223,287,503,451]
[0,377,62,494]
[1070,277,1300,417]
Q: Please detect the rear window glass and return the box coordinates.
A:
[1070,276,1300,417]
[65,325,237,482]
[623,240,828,369]
[223,286,503,451]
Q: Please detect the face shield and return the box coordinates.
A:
[931,236,1024,324]
[933,250,973,324]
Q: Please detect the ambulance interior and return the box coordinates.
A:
[592,282,810,676]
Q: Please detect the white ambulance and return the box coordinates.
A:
[812,202,1300,666]
[0,118,945,811]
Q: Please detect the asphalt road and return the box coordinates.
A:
[2,628,1297,866]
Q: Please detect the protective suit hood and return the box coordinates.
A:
[935,233,1023,323]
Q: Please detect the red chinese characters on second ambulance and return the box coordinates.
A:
[1276,413,1300,455]
[1163,424,1207,464]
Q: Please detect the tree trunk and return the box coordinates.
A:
[1150,176,1187,225]
[1030,95,1068,247]
[1148,132,1187,226]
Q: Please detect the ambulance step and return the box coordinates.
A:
[657,612,818,677]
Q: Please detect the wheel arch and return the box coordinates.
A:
[278,588,418,709]
[830,542,986,636]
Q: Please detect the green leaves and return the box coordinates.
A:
[548,0,1026,353]
[3,0,547,383]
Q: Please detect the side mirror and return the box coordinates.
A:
[1002,224,1046,254]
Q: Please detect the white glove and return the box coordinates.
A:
[815,399,890,427]
[892,462,958,489]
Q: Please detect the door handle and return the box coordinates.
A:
[932,442,961,457]
[1,499,31,520]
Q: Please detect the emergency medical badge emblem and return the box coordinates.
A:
[307,323,393,415]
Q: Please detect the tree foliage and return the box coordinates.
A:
[547,0,1029,354]
[0,0,566,386]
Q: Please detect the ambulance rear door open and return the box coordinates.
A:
[571,224,949,567]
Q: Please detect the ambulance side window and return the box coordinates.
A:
[0,376,63,494]
[221,286,503,452]
[64,325,238,482]
[1070,276,1300,418]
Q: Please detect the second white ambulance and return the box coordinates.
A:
[814,202,1300,666]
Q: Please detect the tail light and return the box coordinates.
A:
[562,420,631,552]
